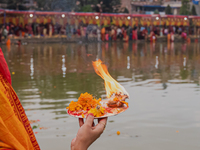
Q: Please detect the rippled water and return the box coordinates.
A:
[2,42,200,150]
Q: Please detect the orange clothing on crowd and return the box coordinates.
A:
[22,31,25,37]
[0,48,40,150]
[101,27,105,34]
[101,27,105,41]
[187,38,191,43]
[6,39,11,46]
[167,33,171,42]
[123,31,129,42]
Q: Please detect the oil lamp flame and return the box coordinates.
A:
[92,59,129,98]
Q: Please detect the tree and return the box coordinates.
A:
[180,0,190,15]
[154,9,159,14]
[123,7,129,14]
[101,0,121,13]
[35,0,48,10]
[165,4,172,15]
[35,0,76,11]
[191,5,197,15]
[75,0,124,13]
[80,5,94,12]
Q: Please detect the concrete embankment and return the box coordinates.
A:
[5,36,200,44]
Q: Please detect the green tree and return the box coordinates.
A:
[165,4,172,15]
[78,0,98,7]
[80,5,94,12]
[154,9,159,14]
[123,7,129,13]
[74,0,98,12]
[180,0,190,15]
[191,5,197,15]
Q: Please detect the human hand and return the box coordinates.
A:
[71,113,107,150]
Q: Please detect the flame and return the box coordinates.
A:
[92,59,129,98]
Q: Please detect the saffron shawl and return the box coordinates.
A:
[0,48,40,150]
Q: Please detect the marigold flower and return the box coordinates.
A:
[81,113,85,118]
[67,92,103,113]
[88,105,105,117]
[117,131,120,135]
[66,101,82,112]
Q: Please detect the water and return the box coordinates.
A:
[2,42,200,150]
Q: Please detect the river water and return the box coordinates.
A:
[2,42,200,150]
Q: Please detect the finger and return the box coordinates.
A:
[79,118,84,127]
[94,122,105,134]
[98,117,107,125]
[85,113,94,126]
[71,137,76,149]
[94,117,108,134]
[71,137,76,145]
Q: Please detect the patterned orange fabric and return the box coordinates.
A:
[0,49,40,150]
[0,74,40,150]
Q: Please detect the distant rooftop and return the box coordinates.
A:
[131,1,182,8]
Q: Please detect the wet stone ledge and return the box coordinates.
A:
[6,36,200,44]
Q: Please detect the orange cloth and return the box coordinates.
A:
[0,48,40,150]
[101,27,105,34]
[0,74,40,150]
[6,39,10,46]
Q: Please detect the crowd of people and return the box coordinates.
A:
[0,21,200,43]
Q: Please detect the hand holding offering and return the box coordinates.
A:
[71,114,107,150]
[67,59,129,118]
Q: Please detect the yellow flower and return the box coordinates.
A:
[88,105,105,117]
[81,113,85,118]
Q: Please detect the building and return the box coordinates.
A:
[121,0,132,13]
[162,1,182,15]
[131,0,182,15]
[131,1,165,14]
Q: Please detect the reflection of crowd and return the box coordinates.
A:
[1,21,200,43]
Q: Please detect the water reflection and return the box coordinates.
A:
[1,42,200,132]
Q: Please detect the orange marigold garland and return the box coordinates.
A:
[67,92,105,117]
